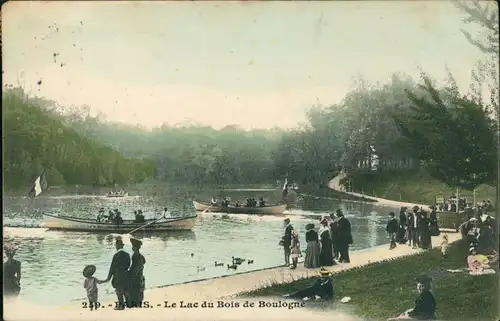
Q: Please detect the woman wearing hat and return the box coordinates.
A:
[3,243,21,297]
[387,274,436,320]
[304,223,320,269]
[128,238,146,307]
[319,216,335,266]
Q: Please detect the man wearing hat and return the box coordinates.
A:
[281,218,294,266]
[104,236,131,310]
[128,238,146,308]
[388,274,436,320]
[336,210,353,263]
[283,268,334,301]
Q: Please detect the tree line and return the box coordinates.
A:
[2,87,156,189]
[4,1,497,193]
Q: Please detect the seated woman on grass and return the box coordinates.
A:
[387,274,436,320]
[467,247,497,275]
[283,268,334,301]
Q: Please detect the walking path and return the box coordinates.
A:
[327,174,429,209]
[5,233,460,321]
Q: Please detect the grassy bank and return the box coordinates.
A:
[346,169,496,205]
[241,240,499,321]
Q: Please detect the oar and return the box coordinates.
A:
[202,203,215,214]
[126,207,169,235]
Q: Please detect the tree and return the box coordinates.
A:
[453,0,499,55]
[393,76,497,190]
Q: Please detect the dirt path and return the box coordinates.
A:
[5,233,460,321]
[327,174,429,209]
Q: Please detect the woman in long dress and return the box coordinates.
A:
[429,206,440,237]
[304,223,320,268]
[419,211,432,249]
[3,244,21,297]
[319,217,335,266]
[128,238,146,307]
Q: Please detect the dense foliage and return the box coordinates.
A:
[4,1,497,193]
[2,88,156,189]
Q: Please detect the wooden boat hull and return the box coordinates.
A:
[105,193,129,198]
[42,213,197,232]
[193,200,287,215]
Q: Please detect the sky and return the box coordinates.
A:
[2,1,489,130]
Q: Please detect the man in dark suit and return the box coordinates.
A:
[105,236,131,310]
[335,210,353,263]
[329,212,339,259]
[282,218,294,266]
[407,206,421,249]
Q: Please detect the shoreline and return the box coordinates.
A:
[5,232,461,321]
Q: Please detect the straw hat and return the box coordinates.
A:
[469,247,476,254]
[319,268,331,277]
[83,265,96,278]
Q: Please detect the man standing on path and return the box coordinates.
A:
[407,206,421,249]
[281,218,294,266]
[336,210,353,263]
[105,236,131,310]
[329,212,339,260]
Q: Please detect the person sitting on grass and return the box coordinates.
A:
[387,274,436,320]
[467,247,496,275]
[283,268,334,301]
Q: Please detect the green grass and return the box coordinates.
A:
[347,169,496,205]
[241,240,499,321]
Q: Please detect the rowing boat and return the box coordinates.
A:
[193,200,287,215]
[42,213,197,232]
[105,192,129,198]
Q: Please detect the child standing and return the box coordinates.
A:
[290,230,301,269]
[440,235,449,258]
[83,265,106,310]
[386,212,398,249]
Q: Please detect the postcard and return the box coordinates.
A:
[2,1,498,320]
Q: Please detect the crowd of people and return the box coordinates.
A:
[387,205,440,250]
[280,209,353,270]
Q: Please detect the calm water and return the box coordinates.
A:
[3,185,400,305]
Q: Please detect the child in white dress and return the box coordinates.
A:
[440,235,449,257]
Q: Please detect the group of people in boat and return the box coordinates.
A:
[96,208,146,224]
[210,197,267,208]
[82,236,146,310]
[280,209,353,270]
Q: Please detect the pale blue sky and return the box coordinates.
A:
[2,1,488,129]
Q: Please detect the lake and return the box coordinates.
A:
[3,186,400,305]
